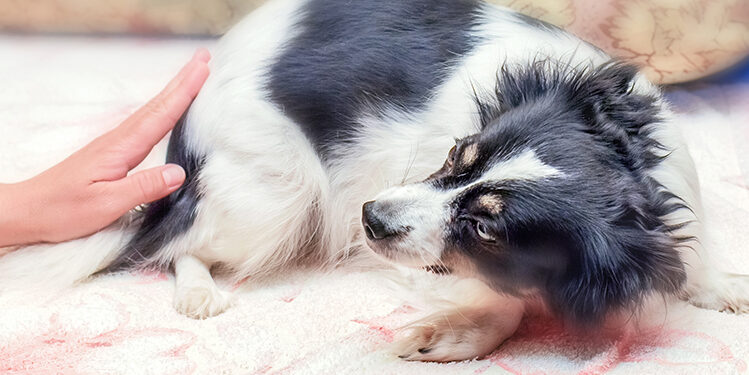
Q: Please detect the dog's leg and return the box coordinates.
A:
[173,254,231,319]
[684,252,749,313]
[650,115,749,314]
[394,278,524,362]
[677,222,749,313]
[671,187,749,313]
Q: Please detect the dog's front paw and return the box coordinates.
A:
[687,273,749,314]
[174,285,231,319]
[393,307,519,362]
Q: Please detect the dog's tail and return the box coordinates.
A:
[0,216,138,295]
[100,111,204,273]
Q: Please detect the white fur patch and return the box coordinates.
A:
[367,184,452,266]
[479,149,562,183]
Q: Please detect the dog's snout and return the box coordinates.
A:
[362,201,403,240]
[362,201,389,240]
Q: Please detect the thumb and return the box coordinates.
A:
[108,164,186,212]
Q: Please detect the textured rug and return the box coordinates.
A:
[1,35,748,374]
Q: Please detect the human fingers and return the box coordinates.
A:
[159,48,211,97]
[107,51,210,169]
[102,164,186,215]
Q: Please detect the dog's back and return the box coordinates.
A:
[102,0,487,273]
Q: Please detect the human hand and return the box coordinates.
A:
[0,49,210,247]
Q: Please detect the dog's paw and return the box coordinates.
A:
[393,307,517,362]
[688,273,749,314]
[174,285,231,319]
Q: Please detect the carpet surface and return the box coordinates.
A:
[1,35,748,375]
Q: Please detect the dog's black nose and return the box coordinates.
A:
[362,201,398,240]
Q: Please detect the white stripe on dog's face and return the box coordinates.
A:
[364,148,560,266]
[478,149,562,182]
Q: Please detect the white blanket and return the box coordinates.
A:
[1,35,748,374]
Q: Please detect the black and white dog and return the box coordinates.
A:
[3,0,748,362]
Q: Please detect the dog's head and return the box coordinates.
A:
[363,62,687,324]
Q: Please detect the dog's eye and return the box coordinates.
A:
[446,145,457,167]
[474,221,495,242]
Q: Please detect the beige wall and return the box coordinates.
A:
[1,0,746,83]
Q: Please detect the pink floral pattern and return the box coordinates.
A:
[1,293,197,374]
[475,317,747,374]
[487,0,749,83]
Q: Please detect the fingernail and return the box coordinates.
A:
[162,165,186,189]
[193,48,211,62]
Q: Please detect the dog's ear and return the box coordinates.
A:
[545,210,687,325]
[578,64,657,120]
[582,62,640,96]
[483,62,660,135]
[573,63,671,176]
[576,63,666,162]
[546,64,688,323]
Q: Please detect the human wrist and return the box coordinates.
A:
[0,181,42,247]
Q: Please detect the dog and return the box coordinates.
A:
[2,0,748,362]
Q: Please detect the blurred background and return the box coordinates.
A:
[0,0,746,84]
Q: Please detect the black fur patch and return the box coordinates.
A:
[435,61,689,324]
[267,0,482,154]
[103,113,204,272]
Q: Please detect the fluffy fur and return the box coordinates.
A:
[2,0,749,362]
